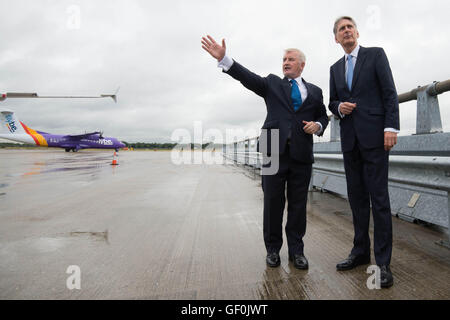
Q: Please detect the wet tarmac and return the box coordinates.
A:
[0,149,449,299]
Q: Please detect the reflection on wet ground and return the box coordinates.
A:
[0,149,449,299]
[0,150,113,191]
[33,165,104,175]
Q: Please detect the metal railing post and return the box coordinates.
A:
[416,83,443,134]
[329,115,341,142]
[245,139,249,166]
[398,79,450,134]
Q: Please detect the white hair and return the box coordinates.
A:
[284,48,306,63]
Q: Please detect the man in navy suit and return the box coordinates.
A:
[202,35,328,269]
[329,16,399,288]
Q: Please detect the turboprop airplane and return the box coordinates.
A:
[0,109,125,152]
[0,89,124,152]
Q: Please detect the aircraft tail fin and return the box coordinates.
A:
[0,109,27,135]
[0,109,48,146]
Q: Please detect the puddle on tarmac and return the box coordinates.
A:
[20,164,107,178]
[43,165,103,173]
[32,237,70,253]
[0,232,109,257]
[0,237,71,256]
[69,230,109,243]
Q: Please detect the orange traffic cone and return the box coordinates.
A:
[111,151,119,166]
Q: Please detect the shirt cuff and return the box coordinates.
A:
[217,55,234,71]
[338,102,345,118]
[384,128,400,133]
[314,122,323,136]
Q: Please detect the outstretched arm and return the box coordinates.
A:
[201,35,268,97]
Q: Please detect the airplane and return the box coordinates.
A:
[0,109,125,152]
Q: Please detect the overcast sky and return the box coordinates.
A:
[1,0,449,143]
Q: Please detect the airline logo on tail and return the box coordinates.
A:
[5,114,17,133]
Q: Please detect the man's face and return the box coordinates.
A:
[335,19,359,50]
[282,51,304,79]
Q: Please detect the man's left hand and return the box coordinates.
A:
[302,121,319,135]
[384,131,398,151]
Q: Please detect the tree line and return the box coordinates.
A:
[122,142,217,150]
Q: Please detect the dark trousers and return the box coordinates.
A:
[343,143,393,266]
[262,144,312,256]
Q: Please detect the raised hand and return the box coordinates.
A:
[201,35,226,61]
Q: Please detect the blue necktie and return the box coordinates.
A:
[346,55,354,90]
[290,79,303,111]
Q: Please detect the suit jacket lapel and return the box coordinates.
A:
[336,56,348,93]
[351,46,367,91]
[301,79,313,107]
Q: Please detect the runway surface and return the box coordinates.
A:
[0,149,449,299]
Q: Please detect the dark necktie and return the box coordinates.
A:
[290,79,303,111]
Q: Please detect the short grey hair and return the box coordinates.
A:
[284,48,306,63]
[333,16,357,35]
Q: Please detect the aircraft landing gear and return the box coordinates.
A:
[65,148,71,152]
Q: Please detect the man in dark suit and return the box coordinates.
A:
[202,35,328,269]
[329,16,399,288]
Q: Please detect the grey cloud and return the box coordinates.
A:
[1,0,449,144]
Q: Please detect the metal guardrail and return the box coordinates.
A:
[398,79,450,103]
[222,79,450,247]
[328,79,450,140]
[312,155,450,233]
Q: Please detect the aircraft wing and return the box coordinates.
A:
[66,132,101,139]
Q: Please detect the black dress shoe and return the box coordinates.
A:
[289,254,309,270]
[379,265,394,288]
[336,254,370,271]
[266,252,280,267]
